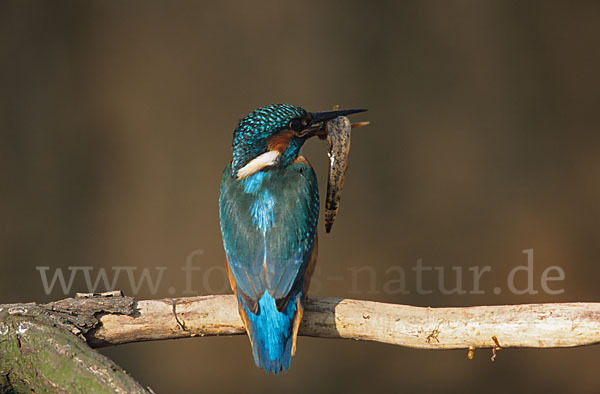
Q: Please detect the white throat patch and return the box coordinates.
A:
[236,150,280,179]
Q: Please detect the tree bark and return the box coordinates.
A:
[0,293,150,393]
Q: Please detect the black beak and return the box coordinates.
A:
[309,108,367,125]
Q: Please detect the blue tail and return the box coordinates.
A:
[240,291,300,374]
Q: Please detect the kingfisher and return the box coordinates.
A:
[219,104,366,374]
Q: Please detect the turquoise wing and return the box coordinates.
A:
[219,160,319,311]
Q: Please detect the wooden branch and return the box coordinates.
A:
[2,293,599,391]
[2,293,599,392]
[83,295,600,350]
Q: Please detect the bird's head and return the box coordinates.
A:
[230,104,365,179]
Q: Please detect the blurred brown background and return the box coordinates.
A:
[1,1,599,393]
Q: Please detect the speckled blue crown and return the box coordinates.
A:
[231,104,306,176]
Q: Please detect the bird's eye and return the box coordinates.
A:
[289,119,302,131]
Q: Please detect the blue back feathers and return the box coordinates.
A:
[219,161,318,305]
